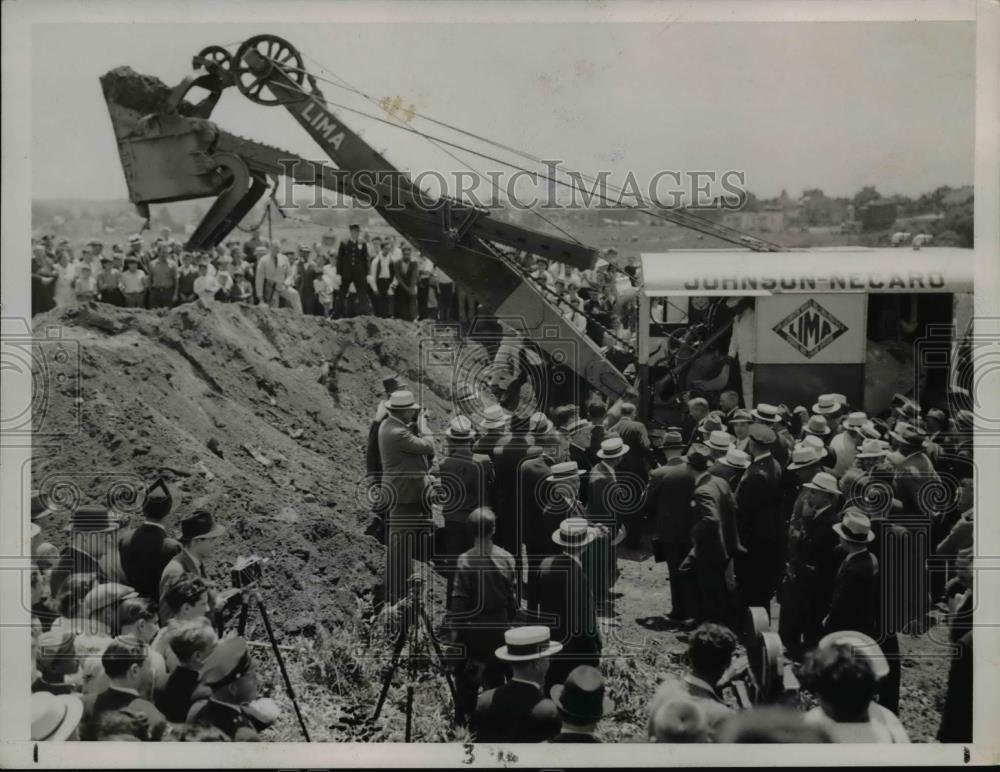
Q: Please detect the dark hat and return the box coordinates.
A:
[889,424,928,450]
[112,244,123,253]
[684,443,712,471]
[748,423,777,444]
[64,505,122,533]
[349,223,360,230]
[36,629,76,660]
[143,478,174,521]
[124,255,139,265]
[925,408,947,427]
[550,665,613,723]
[180,510,226,541]
[381,373,401,393]
[200,637,254,688]
[31,489,54,522]
[99,256,112,264]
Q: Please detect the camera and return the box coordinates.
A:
[231,555,267,588]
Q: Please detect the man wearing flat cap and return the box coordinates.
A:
[336,223,371,317]
[471,626,562,742]
[158,511,226,627]
[734,422,784,612]
[188,637,268,740]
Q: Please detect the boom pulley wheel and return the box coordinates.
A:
[192,45,233,73]
[234,35,307,105]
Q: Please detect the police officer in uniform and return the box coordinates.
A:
[336,224,371,317]
[188,637,273,740]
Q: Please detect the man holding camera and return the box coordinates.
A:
[378,390,436,605]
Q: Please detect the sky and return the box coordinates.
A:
[31,20,975,202]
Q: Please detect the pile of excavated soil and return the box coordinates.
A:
[32,301,465,636]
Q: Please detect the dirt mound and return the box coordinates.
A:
[32,301,463,635]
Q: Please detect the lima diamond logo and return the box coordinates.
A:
[773,299,848,358]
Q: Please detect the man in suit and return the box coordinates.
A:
[50,506,124,598]
[437,416,495,607]
[336,223,371,316]
[473,404,511,458]
[519,444,556,612]
[822,509,880,638]
[378,390,436,605]
[734,423,784,613]
[646,447,699,622]
[80,637,168,741]
[447,508,518,725]
[612,403,656,548]
[393,245,420,321]
[471,626,562,743]
[491,420,533,566]
[158,511,225,627]
[890,424,939,522]
[548,665,613,743]
[587,437,629,608]
[779,471,843,659]
[685,445,738,625]
[118,478,181,601]
[709,446,750,489]
[538,518,601,690]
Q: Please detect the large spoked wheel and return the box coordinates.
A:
[192,45,233,74]
[234,35,306,105]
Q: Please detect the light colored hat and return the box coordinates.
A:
[446,415,475,440]
[528,411,553,435]
[812,394,842,415]
[832,507,876,543]
[801,434,825,452]
[720,447,751,469]
[386,390,419,411]
[817,630,889,680]
[751,404,782,423]
[830,394,848,406]
[479,404,510,429]
[856,438,888,458]
[803,471,840,496]
[705,430,734,452]
[552,517,598,548]
[254,245,268,256]
[127,234,142,245]
[787,444,822,470]
[545,461,585,483]
[495,626,563,662]
[890,424,928,449]
[597,436,629,459]
[82,582,139,619]
[802,415,831,437]
[728,409,752,423]
[842,412,868,431]
[31,692,83,741]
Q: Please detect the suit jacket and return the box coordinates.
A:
[378,414,435,507]
[491,435,533,546]
[519,452,555,553]
[49,546,108,599]
[691,474,739,563]
[709,460,744,489]
[438,450,494,521]
[538,552,599,656]
[83,686,168,740]
[548,731,602,742]
[824,549,880,637]
[472,680,561,743]
[892,450,939,521]
[646,462,697,545]
[586,461,616,523]
[155,665,208,723]
[336,239,369,293]
[119,522,182,600]
[158,549,219,627]
[736,453,784,548]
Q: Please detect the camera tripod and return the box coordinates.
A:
[235,588,312,742]
[372,574,457,741]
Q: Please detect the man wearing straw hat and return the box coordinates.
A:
[471,626,562,743]
[378,389,436,605]
[538,518,602,690]
[779,471,843,659]
[587,437,629,608]
[822,509,879,639]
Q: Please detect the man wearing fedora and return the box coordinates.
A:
[519,443,558,612]
[801,413,838,470]
[447,508,518,725]
[538,518,602,690]
[158,511,226,628]
[812,393,846,433]
[779,471,843,659]
[378,389,436,605]
[780,442,824,542]
[830,412,867,477]
[822,509,880,639]
[683,445,738,625]
[118,478,182,602]
[437,416,495,607]
[734,422,784,613]
[473,404,511,459]
[49,505,124,599]
[709,446,751,489]
[547,664,613,742]
[728,409,752,452]
[888,424,939,524]
[471,626,562,743]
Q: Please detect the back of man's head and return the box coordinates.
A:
[650,699,709,743]
[619,402,637,418]
[168,618,219,666]
[102,637,148,681]
[468,507,496,540]
[688,623,737,681]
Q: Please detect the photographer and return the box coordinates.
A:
[158,512,225,628]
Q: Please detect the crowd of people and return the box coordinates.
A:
[368,377,975,743]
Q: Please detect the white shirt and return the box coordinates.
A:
[370,252,394,282]
[728,306,757,364]
[120,269,147,294]
[804,704,910,743]
[194,274,218,303]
